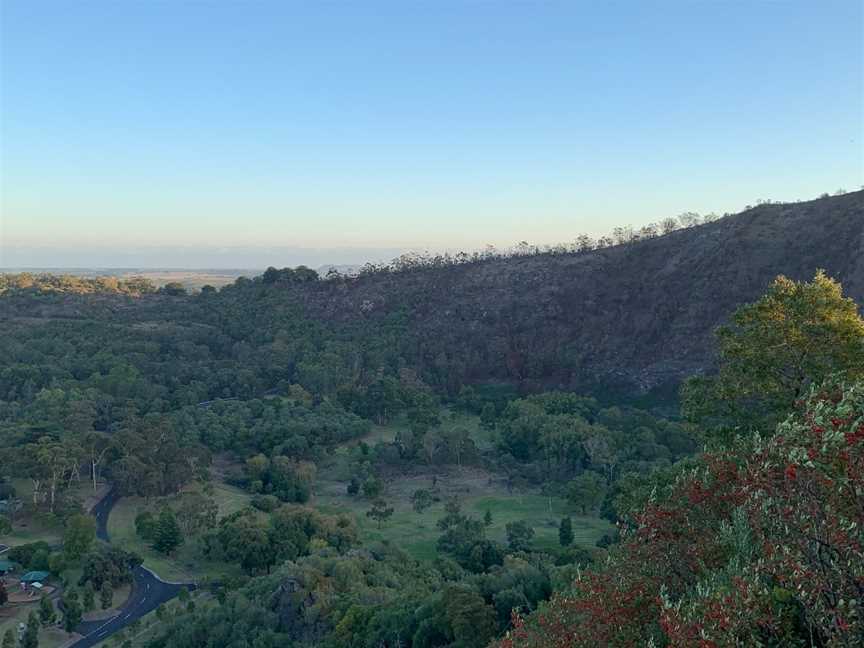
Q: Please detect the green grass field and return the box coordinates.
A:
[107,480,252,583]
[315,409,612,560]
[316,474,612,561]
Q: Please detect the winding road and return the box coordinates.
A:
[68,491,196,648]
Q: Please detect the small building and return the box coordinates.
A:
[0,559,15,574]
[0,499,22,515]
[19,571,50,584]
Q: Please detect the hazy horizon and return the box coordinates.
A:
[0,244,408,271]
[2,1,862,266]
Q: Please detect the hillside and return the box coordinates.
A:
[242,190,864,400]
[1,191,862,404]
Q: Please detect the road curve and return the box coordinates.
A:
[68,491,196,648]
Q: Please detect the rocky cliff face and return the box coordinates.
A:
[292,191,864,398]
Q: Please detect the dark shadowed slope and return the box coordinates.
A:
[280,191,864,397]
[2,191,861,401]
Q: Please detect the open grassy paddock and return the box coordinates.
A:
[315,464,612,561]
[314,409,612,560]
[107,477,252,583]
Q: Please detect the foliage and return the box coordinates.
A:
[22,611,39,648]
[244,455,317,503]
[82,582,96,612]
[411,488,434,514]
[0,273,156,296]
[683,271,864,437]
[558,517,573,547]
[498,378,864,647]
[135,510,157,541]
[62,588,82,632]
[100,583,113,610]
[145,546,552,648]
[204,505,357,575]
[80,546,140,589]
[152,508,184,554]
[7,542,51,572]
[567,471,606,515]
[505,521,535,553]
[63,513,96,559]
[366,499,395,529]
[436,498,505,573]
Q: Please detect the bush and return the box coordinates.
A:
[346,476,361,496]
[362,476,383,499]
[8,541,52,571]
[251,495,280,512]
[135,511,157,541]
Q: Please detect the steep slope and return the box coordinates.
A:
[285,191,864,398]
[2,191,861,403]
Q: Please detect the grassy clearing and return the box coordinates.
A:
[3,516,62,547]
[107,478,252,583]
[468,495,611,552]
[3,479,111,549]
[3,479,64,548]
[315,466,612,562]
[206,480,252,518]
[316,409,610,560]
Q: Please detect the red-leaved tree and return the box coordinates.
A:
[499,378,863,648]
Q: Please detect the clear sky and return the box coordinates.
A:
[1,0,862,268]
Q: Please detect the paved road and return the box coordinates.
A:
[68,491,196,648]
[90,489,119,543]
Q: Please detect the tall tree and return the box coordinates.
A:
[444,585,498,648]
[682,271,864,436]
[100,584,113,610]
[505,521,535,552]
[82,582,95,612]
[63,514,96,560]
[82,431,112,493]
[567,471,606,515]
[62,590,82,632]
[559,516,574,547]
[411,489,433,514]
[22,611,40,648]
[152,508,184,555]
[484,509,493,527]
[38,595,55,626]
[366,500,394,529]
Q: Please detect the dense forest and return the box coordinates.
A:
[0,192,862,647]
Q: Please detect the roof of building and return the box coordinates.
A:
[0,559,15,572]
[20,570,50,582]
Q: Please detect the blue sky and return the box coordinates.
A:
[1,1,862,267]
